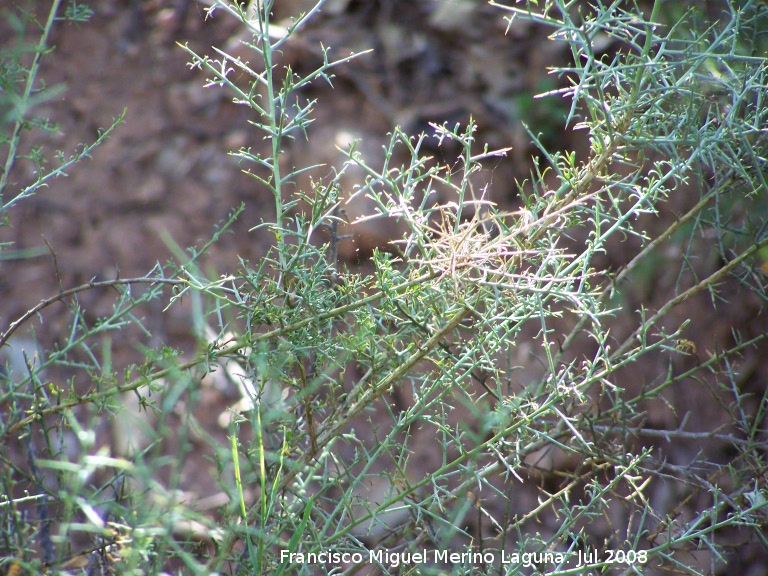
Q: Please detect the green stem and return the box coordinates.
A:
[0,0,62,206]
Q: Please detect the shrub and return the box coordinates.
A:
[1,0,767,574]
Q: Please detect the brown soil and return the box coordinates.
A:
[2,1,767,574]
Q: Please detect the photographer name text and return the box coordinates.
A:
[281,548,647,568]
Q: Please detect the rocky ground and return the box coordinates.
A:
[2,1,767,573]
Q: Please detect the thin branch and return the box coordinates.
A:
[0,277,184,349]
[589,424,754,447]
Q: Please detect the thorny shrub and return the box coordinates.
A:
[1,0,767,574]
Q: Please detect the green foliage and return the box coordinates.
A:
[0,1,123,222]
[1,0,767,574]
